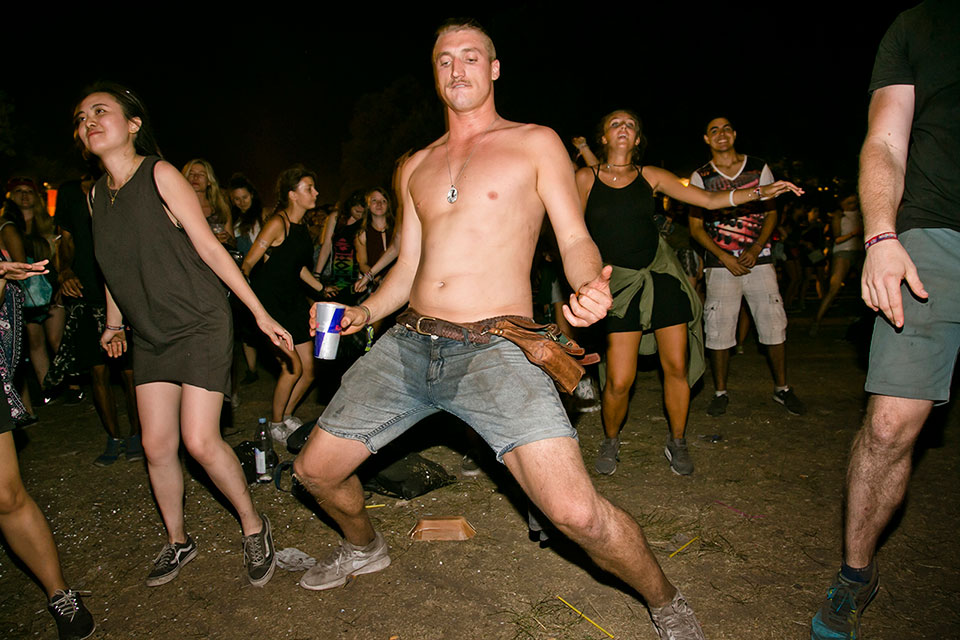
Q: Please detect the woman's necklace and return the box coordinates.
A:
[107,157,145,205]
[445,117,499,204]
[604,162,634,182]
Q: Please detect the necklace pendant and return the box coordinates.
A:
[446,185,458,204]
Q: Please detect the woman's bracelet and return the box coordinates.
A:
[864,232,898,250]
[106,323,124,332]
[358,305,372,327]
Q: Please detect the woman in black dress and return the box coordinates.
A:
[75,83,291,588]
[242,166,325,443]
[577,109,802,476]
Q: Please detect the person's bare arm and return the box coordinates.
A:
[101,284,127,358]
[299,267,324,293]
[1,223,27,263]
[355,235,400,293]
[313,211,338,274]
[241,216,284,277]
[57,228,84,298]
[536,128,611,327]
[572,136,600,168]
[646,165,802,211]
[354,231,370,274]
[738,208,778,268]
[154,161,292,350]
[859,84,923,328]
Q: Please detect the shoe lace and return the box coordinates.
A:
[244,534,266,566]
[153,542,177,567]
[50,589,87,621]
[822,581,860,628]
[652,597,699,638]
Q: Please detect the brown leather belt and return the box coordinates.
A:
[397,308,530,344]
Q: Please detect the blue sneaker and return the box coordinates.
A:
[811,568,879,639]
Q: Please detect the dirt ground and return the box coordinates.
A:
[2,304,958,640]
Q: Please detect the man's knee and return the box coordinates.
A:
[544,494,607,541]
[860,398,928,453]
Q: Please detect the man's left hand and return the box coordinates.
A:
[737,246,761,268]
[563,265,613,328]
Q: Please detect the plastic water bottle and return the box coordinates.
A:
[253,418,276,483]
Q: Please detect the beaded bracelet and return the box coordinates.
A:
[864,232,898,250]
[106,324,124,331]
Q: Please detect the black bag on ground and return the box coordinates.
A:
[362,453,456,499]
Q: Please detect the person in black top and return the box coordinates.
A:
[575,109,803,477]
[811,2,960,638]
[242,165,325,443]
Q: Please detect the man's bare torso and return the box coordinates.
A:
[404,120,552,323]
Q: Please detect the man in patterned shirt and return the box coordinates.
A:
[689,117,805,417]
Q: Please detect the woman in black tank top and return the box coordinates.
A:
[576,109,803,476]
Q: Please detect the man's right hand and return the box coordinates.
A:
[720,252,751,276]
[861,239,927,328]
[309,304,369,337]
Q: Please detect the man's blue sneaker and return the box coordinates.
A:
[811,568,879,639]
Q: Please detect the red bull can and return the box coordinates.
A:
[314,302,346,360]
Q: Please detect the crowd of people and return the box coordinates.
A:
[0,4,956,640]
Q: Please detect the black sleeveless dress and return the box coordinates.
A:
[584,167,692,333]
[92,156,233,394]
[250,213,313,345]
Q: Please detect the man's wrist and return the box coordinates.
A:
[864,231,898,250]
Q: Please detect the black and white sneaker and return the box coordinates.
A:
[48,589,95,640]
[146,536,198,587]
[243,514,277,587]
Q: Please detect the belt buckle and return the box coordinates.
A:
[414,315,438,336]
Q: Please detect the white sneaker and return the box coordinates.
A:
[269,422,290,444]
[300,533,391,590]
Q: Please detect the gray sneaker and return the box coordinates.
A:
[664,438,694,475]
[650,590,705,640]
[594,437,620,475]
[299,532,391,591]
[243,513,277,587]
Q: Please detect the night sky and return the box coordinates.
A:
[4,2,918,204]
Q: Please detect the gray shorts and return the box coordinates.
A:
[866,228,960,404]
[318,323,577,462]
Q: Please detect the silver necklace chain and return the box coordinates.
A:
[444,117,499,204]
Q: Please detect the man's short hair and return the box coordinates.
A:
[434,18,496,61]
[705,117,735,134]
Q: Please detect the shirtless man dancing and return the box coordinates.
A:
[293,20,705,639]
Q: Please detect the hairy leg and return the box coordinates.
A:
[505,437,675,607]
[601,331,643,439]
[0,432,67,597]
[844,395,932,567]
[654,324,689,439]
[293,428,375,545]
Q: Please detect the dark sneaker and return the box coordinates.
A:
[125,434,144,462]
[94,438,123,467]
[63,387,85,406]
[664,438,694,475]
[706,393,729,417]
[48,589,95,640]
[594,437,620,475]
[461,451,482,477]
[146,536,197,587]
[774,387,806,415]
[299,532,391,591]
[243,514,277,587]
[811,569,879,640]
[650,590,705,640]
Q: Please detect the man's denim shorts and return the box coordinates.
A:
[318,323,577,462]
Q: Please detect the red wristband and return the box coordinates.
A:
[863,232,897,250]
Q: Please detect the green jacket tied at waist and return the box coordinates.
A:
[607,236,704,387]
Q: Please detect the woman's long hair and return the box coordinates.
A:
[228,173,264,236]
[182,159,231,224]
